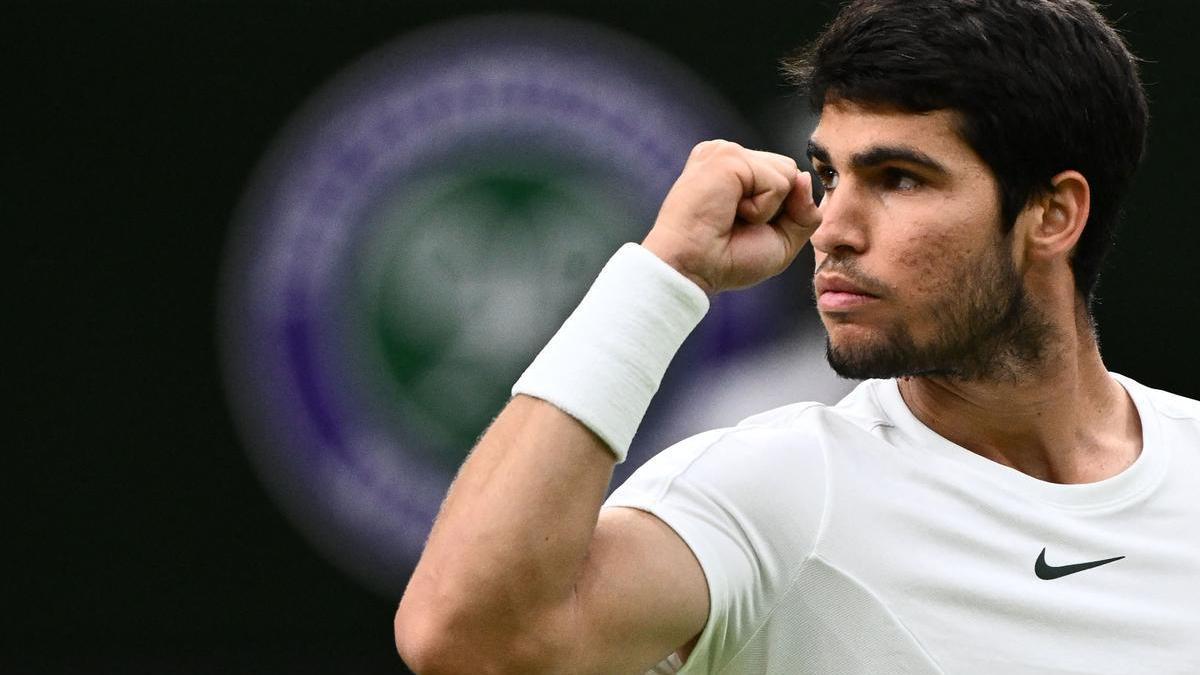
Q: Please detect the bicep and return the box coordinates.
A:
[568,506,709,674]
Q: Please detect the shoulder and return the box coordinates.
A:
[604,401,835,561]
[605,380,895,550]
[1113,373,1200,466]
[1115,372,1200,423]
[740,378,894,432]
[624,379,893,490]
[628,392,878,489]
[608,416,828,511]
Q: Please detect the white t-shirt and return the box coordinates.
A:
[606,374,1200,674]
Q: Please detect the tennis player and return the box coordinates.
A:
[395,1,1200,672]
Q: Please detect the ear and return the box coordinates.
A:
[1023,170,1091,262]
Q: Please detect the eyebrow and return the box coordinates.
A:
[806,140,950,176]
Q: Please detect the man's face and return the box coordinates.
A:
[807,100,1050,381]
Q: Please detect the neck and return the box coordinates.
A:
[897,307,1142,484]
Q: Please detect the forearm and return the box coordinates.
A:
[396,394,614,670]
[395,245,711,672]
[394,144,818,672]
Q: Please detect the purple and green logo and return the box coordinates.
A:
[220,15,768,595]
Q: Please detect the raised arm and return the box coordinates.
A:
[394,141,821,674]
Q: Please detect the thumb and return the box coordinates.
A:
[770,170,822,260]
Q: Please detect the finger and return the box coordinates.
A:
[784,170,820,223]
[735,161,794,224]
[747,149,800,179]
[740,150,801,223]
[770,170,823,258]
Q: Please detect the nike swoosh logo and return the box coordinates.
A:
[1035,547,1125,580]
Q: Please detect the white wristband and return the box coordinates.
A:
[511,243,710,462]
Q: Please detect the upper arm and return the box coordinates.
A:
[555,422,828,674]
[565,506,709,675]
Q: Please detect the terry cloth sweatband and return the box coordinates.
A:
[511,243,710,462]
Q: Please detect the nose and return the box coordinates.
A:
[810,183,869,257]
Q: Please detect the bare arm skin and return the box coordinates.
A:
[394,141,821,674]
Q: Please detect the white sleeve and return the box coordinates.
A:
[604,421,829,673]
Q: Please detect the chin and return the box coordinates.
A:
[823,324,927,381]
[823,319,886,349]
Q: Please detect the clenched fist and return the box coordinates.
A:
[642,140,821,295]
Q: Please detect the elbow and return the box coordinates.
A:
[394,596,569,675]
[395,598,472,675]
[394,601,442,674]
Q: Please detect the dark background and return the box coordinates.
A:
[11,1,1199,672]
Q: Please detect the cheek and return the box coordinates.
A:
[893,232,959,297]
[889,229,994,317]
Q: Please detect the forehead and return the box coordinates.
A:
[809,100,979,168]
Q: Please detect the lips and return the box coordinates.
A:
[815,273,879,311]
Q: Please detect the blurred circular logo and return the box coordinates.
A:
[220,14,755,595]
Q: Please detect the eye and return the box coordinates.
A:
[816,166,839,190]
[883,168,920,192]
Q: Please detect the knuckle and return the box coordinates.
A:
[714,154,748,173]
[688,140,717,160]
[770,157,799,178]
[689,139,741,161]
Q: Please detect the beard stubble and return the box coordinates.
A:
[823,241,1054,383]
